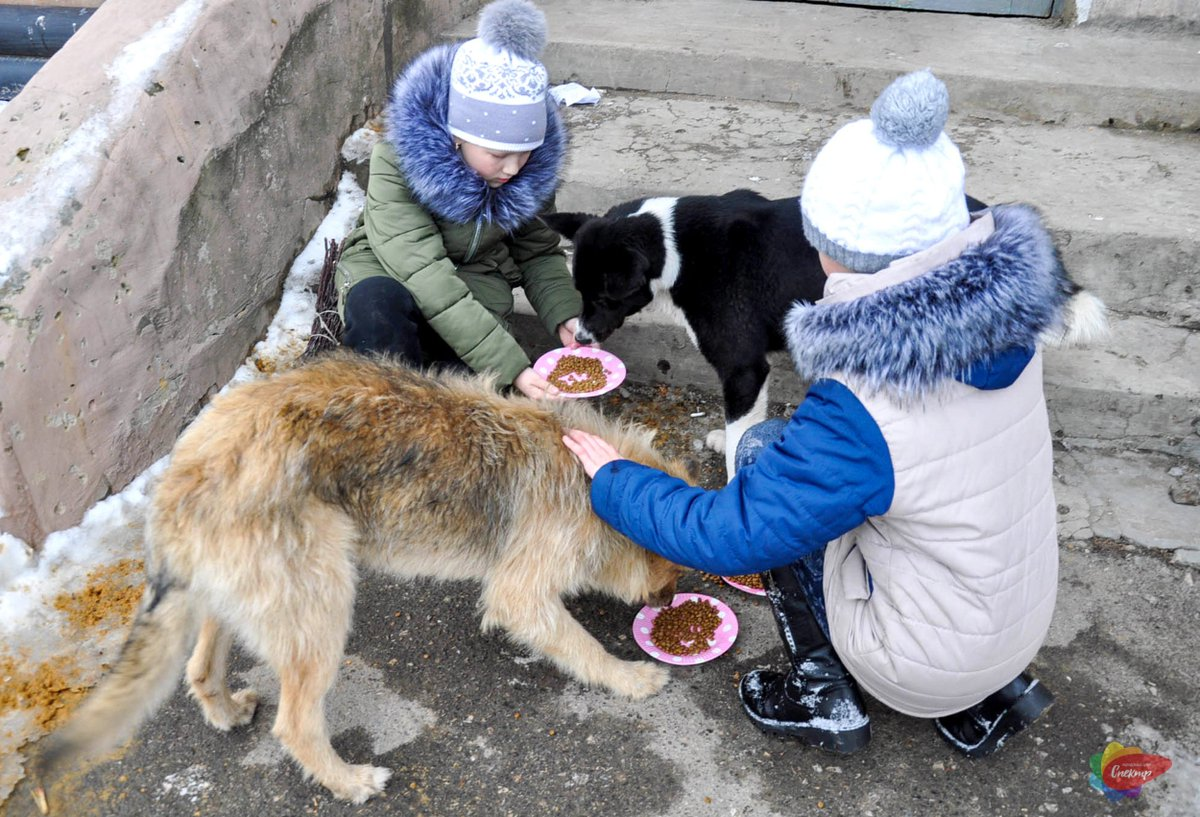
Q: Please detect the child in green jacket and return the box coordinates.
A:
[335,0,581,398]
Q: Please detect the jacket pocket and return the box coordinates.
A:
[828,531,873,602]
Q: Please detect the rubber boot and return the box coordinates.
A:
[934,672,1054,758]
[739,565,871,754]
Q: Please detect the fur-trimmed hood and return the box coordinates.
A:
[785,204,1076,401]
[384,43,566,232]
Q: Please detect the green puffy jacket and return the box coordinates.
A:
[335,141,581,387]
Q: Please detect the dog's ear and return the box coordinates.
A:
[725,214,762,259]
[540,211,595,240]
[604,248,654,301]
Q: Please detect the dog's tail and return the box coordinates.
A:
[31,571,195,813]
[1042,284,1110,348]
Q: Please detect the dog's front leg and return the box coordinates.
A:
[711,366,771,481]
[482,581,668,700]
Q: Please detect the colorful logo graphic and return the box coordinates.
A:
[1089,740,1172,802]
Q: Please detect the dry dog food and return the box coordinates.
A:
[649,598,722,656]
[548,354,607,393]
[726,572,764,590]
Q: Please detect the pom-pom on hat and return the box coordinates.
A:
[448,0,551,152]
[800,69,969,273]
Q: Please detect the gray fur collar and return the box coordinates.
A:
[784,204,1072,400]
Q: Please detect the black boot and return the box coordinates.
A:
[738,565,871,754]
[934,672,1054,758]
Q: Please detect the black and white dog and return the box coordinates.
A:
[544,190,1088,482]
[544,189,825,479]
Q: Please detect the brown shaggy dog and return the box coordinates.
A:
[34,352,690,806]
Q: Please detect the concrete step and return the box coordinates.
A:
[553,91,1199,328]
[499,0,1200,131]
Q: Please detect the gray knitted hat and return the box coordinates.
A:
[448,0,550,152]
[800,69,969,273]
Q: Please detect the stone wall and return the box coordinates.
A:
[0,0,479,547]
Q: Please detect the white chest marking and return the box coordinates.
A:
[630,197,697,347]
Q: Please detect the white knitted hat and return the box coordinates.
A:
[448,0,550,152]
[800,69,969,273]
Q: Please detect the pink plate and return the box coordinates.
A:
[533,346,626,399]
[632,593,739,666]
[722,574,767,597]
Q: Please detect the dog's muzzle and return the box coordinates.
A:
[647,585,677,609]
[574,323,597,345]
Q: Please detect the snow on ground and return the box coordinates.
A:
[0,167,367,803]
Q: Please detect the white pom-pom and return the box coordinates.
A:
[870,68,950,149]
[478,0,547,61]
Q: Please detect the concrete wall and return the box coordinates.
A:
[1070,0,1199,30]
[0,0,479,547]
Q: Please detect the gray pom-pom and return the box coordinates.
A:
[478,0,548,61]
[870,69,950,149]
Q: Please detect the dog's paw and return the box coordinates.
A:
[226,688,259,728]
[705,429,726,454]
[328,764,392,804]
[611,660,670,700]
[197,687,260,731]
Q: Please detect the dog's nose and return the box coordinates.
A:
[647,586,677,609]
[574,324,596,345]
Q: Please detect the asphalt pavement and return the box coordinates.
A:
[5,381,1197,817]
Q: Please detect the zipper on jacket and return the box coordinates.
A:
[463,221,483,264]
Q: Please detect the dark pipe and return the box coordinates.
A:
[0,6,96,59]
[0,54,43,100]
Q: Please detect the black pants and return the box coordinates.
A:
[341,276,467,371]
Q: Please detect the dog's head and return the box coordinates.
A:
[643,553,687,609]
[542,211,657,345]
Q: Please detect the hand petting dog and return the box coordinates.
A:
[563,428,623,478]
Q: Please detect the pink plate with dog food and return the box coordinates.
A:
[722,574,767,597]
[533,346,626,398]
[632,593,739,666]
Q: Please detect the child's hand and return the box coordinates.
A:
[562,428,622,478]
[558,317,596,349]
[514,367,562,400]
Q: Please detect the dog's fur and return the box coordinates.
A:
[35,352,689,805]
[544,190,826,479]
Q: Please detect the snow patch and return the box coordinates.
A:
[1127,719,1200,817]
[160,764,212,803]
[0,535,33,588]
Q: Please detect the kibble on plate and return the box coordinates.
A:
[726,572,765,590]
[548,354,607,393]
[649,598,723,656]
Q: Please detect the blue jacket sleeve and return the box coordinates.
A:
[589,380,894,574]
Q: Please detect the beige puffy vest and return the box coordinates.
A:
[823,352,1058,718]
